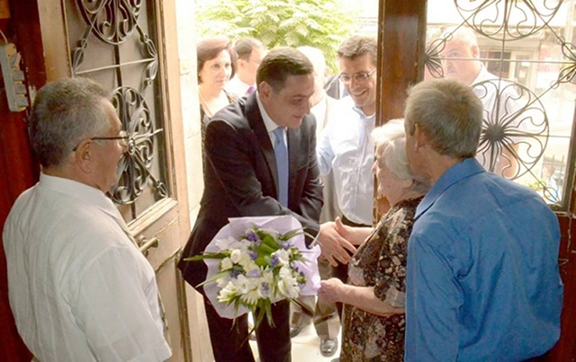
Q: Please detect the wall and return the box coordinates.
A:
[174,0,213,360]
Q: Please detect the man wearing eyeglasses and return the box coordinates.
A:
[3,78,171,361]
[315,35,378,356]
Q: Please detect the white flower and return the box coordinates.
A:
[218,281,238,303]
[220,257,233,270]
[233,274,251,294]
[273,249,290,265]
[238,252,254,268]
[230,249,242,264]
[277,274,300,299]
[279,265,292,278]
[240,289,260,306]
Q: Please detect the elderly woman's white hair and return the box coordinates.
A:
[371,119,413,180]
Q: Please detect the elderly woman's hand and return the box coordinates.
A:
[334,216,374,246]
[318,278,347,304]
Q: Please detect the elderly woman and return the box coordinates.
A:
[197,36,237,124]
[318,120,429,361]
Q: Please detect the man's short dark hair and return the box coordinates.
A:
[28,77,111,168]
[337,36,378,66]
[233,37,264,61]
[256,47,313,92]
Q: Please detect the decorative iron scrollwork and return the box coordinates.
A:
[473,79,548,180]
[454,0,562,41]
[76,0,142,45]
[110,87,166,205]
[424,36,446,78]
[69,0,167,211]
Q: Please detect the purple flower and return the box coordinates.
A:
[246,269,260,278]
[230,269,241,278]
[279,241,290,250]
[260,283,270,296]
[271,254,280,267]
[246,230,260,243]
[248,251,258,260]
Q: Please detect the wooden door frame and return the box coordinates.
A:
[0,0,47,359]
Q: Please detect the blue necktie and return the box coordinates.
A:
[272,127,289,207]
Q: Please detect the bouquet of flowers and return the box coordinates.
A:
[187,215,320,329]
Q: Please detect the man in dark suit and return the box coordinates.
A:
[178,47,355,362]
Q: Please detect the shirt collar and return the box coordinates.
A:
[38,173,125,227]
[472,63,489,84]
[345,96,375,125]
[415,158,486,220]
[256,91,282,133]
[232,76,251,90]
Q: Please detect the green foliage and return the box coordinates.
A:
[196,0,358,73]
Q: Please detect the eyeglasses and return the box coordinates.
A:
[339,69,376,84]
[72,130,129,151]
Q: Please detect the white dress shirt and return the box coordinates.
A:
[226,76,252,98]
[317,96,375,225]
[3,174,171,362]
[256,91,286,145]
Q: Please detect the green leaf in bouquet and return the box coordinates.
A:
[263,300,274,327]
[255,254,268,267]
[195,270,230,288]
[280,228,304,241]
[255,242,276,255]
[251,299,274,331]
[185,252,228,261]
[261,234,280,250]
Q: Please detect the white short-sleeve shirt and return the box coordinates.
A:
[3,174,171,362]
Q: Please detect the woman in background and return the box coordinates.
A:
[319,120,429,361]
[197,36,237,125]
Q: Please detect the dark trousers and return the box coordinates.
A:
[203,294,291,362]
[332,215,371,317]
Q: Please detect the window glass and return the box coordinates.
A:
[426,0,576,208]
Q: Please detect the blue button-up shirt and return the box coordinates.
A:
[316,96,375,225]
[405,158,563,361]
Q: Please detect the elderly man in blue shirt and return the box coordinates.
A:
[403,78,563,361]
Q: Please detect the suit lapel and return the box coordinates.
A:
[245,93,280,199]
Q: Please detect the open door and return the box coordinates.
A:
[377,1,576,360]
[0,0,198,360]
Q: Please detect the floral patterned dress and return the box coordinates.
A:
[340,197,422,362]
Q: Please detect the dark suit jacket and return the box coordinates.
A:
[178,93,323,289]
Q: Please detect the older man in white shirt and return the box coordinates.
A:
[3,78,171,362]
[440,27,523,178]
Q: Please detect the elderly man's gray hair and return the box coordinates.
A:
[441,26,479,51]
[404,79,483,159]
[28,77,111,168]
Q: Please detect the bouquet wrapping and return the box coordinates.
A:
[190,215,321,325]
